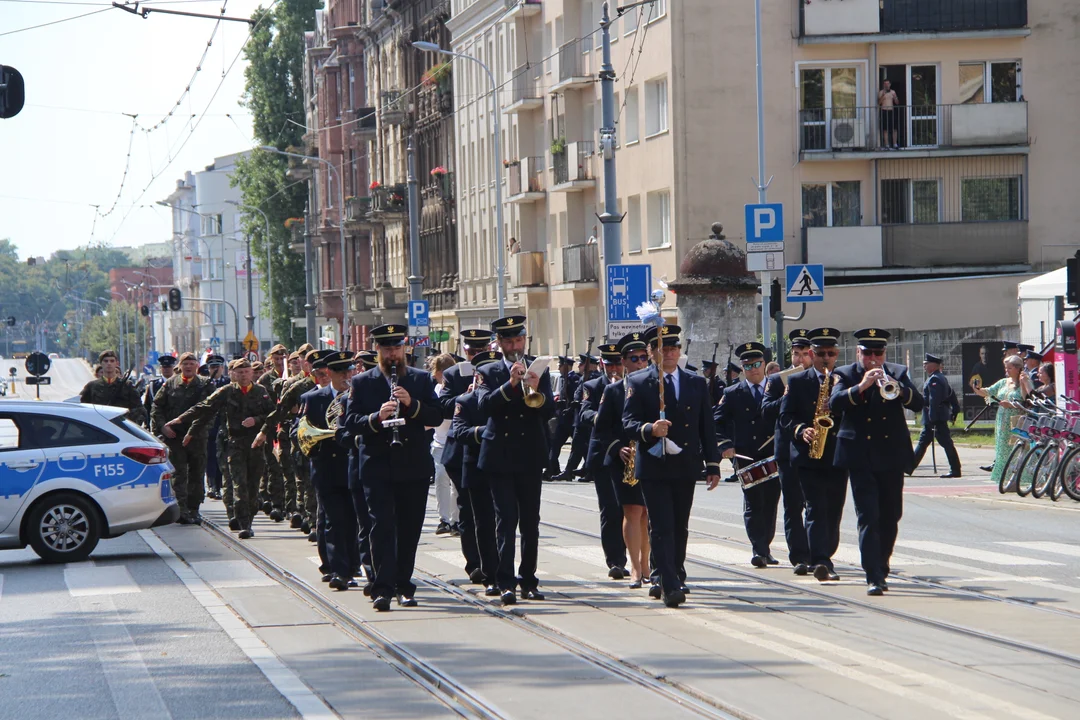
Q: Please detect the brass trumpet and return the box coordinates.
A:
[507,352,545,408]
[877,372,901,401]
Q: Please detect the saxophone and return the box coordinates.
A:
[622,441,638,486]
[809,370,834,460]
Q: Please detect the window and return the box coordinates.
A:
[961,177,1022,221]
[25,415,117,449]
[646,191,671,249]
[798,65,860,151]
[209,302,226,324]
[651,0,667,20]
[881,179,940,224]
[0,418,19,451]
[801,181,861,227]
[959,61,1019,104]
[624,87,639,144]
[204,257,224,280]
[627,195,642,253]
[645,77,668,137]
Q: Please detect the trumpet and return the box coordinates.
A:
[385,363,406,447]
[507,351,545,408]
[877,372,901,401]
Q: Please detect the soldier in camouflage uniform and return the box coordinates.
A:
[256,343,289,521]
[150,352,213,524]
[202,356,229,502]
[168,358,274,539]
[142,355,176,428]
[79,350,146,424]
[258,345,318,532]
[274,350,305,525]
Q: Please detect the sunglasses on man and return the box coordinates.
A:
[744,360,765,370]
[625,354,649,363]
[859,348,885,357]
[814,349,839,358]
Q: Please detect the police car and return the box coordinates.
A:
[0,401,179,563]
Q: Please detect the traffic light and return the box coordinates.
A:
[5,316,14,326]
[168,288,182,311]
[769,278,782,318]
[0,65,24,120]
[140,305,149,317]
[1068,251,1080,307]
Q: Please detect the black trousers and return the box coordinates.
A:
[592,466,627,570]
[798,465,848,570]
[347,454,373,581]
[445,466,482,576]
[547,415,574,473]
[848,468,904,584]
[639,476,695,594]
[488,470,542,592]
[742,474,782,559]
[363,474,430,598]
[912,421,961,473]
[565,427,590,473]
[311,452,359,580]
[777,456,810,566]
[464,467,500,586]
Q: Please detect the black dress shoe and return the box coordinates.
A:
[372,596,391,611]
[766,555,780,565]
[397,595,417,607]
[500,589,517,605]
[679,585,689,595]
[228,517,240,531]
[866,583,884,596]
[238,528,254,540]
[813,564,830,581]
[940,471,962,479]
[629,579,643,589]
[469,568,486,584]
[290,513,304,529]
[662,590,686,608]
[648,585,662,599]
[329,576,349,591]
[724,474,739,483]
[435,521,452,536]
[880,579,890,591]
[362,583,373,597]
[521,588,545,601]
[270,509,284,522]
[750,555,767,568]
[793,563,809,576]
[551,471,575,481]
[608,566,627,580]
[980,465,994,473]
[307,531,317,542]
[347,579,359,588]
[484,585,500,597]
[321,573,334,583]
[301,521,311,534]
[261,500,273,514]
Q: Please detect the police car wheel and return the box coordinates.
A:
[26,493,101,563]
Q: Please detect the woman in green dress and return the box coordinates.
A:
[974,354,1031,487]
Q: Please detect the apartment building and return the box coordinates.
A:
[299,0,458,351]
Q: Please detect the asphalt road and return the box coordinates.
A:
[2,357,93,402]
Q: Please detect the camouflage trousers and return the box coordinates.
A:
[218,428,235,517]
[258,441,286,511]
[227,436,265,529]
[165,438,206,514]
[277,431,298,513]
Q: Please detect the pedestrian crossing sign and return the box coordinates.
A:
[785,264,825,303]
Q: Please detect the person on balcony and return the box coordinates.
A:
[879,79,899,150]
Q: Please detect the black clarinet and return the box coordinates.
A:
[386,362,405,447]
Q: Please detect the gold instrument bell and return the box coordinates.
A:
[297,351,351,455]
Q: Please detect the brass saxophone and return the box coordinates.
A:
[809,370,834,460]
[622,441,638,486]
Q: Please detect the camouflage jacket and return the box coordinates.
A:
[176,383,274,441]
[150,375,214,438]
[79,377,145,425]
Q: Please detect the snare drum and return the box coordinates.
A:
[736,456,779,490]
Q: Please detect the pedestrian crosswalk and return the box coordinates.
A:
[63,562,141,597]
[896,540,1064,566]
[998,541,1080,559]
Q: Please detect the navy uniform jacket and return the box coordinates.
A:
[761,374,789,462]
[341,366,441,481]
[780,368,842,470]
[554,371,581,423]
[450,390,486,488]
[438,364,476,470]
[922,370,959,424]
[714,379,778,464]
[476,359,555,471]
[587,376,633,472]
[301,384,348,477]
[828,362,923,470]
[143,376,167,425]
[708,375,724,406]
[577,374,609,437]
[622,366,721,481]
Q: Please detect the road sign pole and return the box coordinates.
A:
[752,0,776,358]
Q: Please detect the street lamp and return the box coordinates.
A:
[259,145,349,349]
[227,200,273,340]
[413,41,506,317]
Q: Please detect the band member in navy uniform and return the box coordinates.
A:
[781,328,847,582]
[623,324,721,608]
[1024,350,1043,389]
[590,332,653,588]
[477,315,556,605]
[437,329,493,583]
[762,330,813,574]
[340,324,442,611]
[715,342,783,567]
[450,351,504,597]
[557,354,600,480]
[830,328,923,596]
[548,356,581,479]
[579,343,628,578]
[302,351,358,591]
[910,353,962,478]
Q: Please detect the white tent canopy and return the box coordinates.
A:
[1018,266,1066,348]
[1018,266,1067,300]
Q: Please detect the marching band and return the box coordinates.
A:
[101,314,929,609]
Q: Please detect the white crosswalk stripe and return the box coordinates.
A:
[998,541,1080,559]
[64,564,141,597]
[895,540,1064,566]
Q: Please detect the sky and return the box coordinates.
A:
[0,0,274,261]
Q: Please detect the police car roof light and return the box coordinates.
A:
[121,446,169,465]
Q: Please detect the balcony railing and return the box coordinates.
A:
[380,89,405,125]
[508,156,545,197]
[345,196,372,223]
[804,222,1028,269]
[558,38,592,84]
[798,103,1028,153]
[800,0,1027,37]
[510,65,542,105]
[553,141,595,186]
[510,251,547,287]
[562,243,599,284]
[352,107,377,138]
[371,184,407,214]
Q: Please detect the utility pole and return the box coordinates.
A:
[752,0,777,359]
[303,202,316,345]
[598,1,622,336]
[406,136,426,361]
[244,233,255,336]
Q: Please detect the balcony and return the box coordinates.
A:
[804,223,1028,275]
[559,243,600,287]
[348,286,379,325]
[798,103,1028,159]
[344,196,372,227]
[289,221,306,252]
[285,149,313,181]
[504,65,543,113]
[371,183,407,216]
[380,89,406,126]
[506,157,546,203]
[800,0,1028,41]
[510,251,547,288]
[551,141,596,191]
[500,0,541,23]
[351,107,377,140]
[553,38,594,92]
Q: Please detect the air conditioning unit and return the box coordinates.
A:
[831,117,867,150]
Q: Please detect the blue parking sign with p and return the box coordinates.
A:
[408,300,430,327]
[745,203,784,243]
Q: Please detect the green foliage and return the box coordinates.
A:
[233,0,321,346]
[81,301,142,369]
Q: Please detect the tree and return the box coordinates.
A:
[232,0,321,346]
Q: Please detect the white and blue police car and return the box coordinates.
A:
[0,401,179,563]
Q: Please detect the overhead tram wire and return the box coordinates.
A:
[97,114,139,219]
[0,5,113,38]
